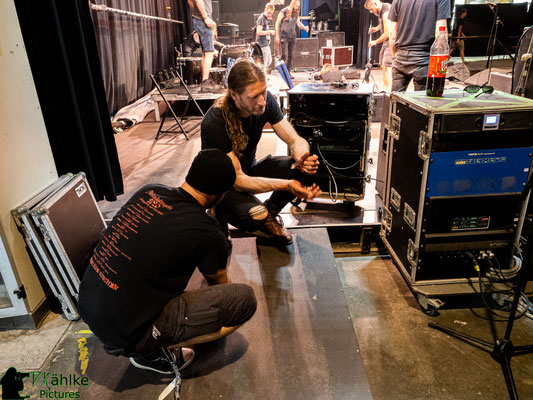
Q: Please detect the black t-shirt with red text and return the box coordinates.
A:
[78,185,228,349]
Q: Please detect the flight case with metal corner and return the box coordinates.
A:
[288,82,374,203]
[380,90,533,314]
[11,173,79,320]
[29,172,106,302]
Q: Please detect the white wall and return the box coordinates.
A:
[0,1,58,313]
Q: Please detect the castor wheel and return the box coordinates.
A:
[417,294,444,317]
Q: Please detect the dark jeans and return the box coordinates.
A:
[216,155,312,233]
[391,49,429,92]
[129,283,257,355]
[281,39,296,72]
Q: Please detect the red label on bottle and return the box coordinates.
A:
[428,55,448,78]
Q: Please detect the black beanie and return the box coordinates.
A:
[186,149,236,195]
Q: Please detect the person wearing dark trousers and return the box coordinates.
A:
[275,0,308,79]
[256,3,276,75]
[449,8,468,64]
[78,149,257,374]
[389,0,450,91]
[201,60,321,245]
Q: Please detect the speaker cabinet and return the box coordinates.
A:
[317,32,345,49]
[293,38,319,69]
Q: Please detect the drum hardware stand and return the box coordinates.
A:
[428,167,533,400]
[363,26,374,84]
[150,65,205,141]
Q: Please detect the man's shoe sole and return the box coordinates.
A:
[129,358,173,374]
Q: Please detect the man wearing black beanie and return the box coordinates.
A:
[78,149,257,374]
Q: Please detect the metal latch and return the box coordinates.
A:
[390,114,401,140]
[407,239,418,268]
[382,208,392,232]
[403,202,416,231]
[418,130,432,160]
[14,285,26,299]
[391,187,401,212]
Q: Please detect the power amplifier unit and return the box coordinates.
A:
[381,90,533,304]
[288,82,374,201]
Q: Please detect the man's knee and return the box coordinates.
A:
[222,283,257,326]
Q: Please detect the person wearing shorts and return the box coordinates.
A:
[189,0,222,91]
[365,0,393,92]
[78,149,257,374]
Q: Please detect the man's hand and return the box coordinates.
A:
[204,16,216,29]
[368,40,376,48]
[369,26,379,34]
[296,152,319,175]
[288,181,322,200]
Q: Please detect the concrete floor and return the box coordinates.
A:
[2,65,533,400]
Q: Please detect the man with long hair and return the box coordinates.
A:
[201,60,321,245]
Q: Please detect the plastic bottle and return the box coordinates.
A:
[166,6,172,19]
[426,26,450,97]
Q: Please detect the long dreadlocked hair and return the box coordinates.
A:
[214,60,266,157]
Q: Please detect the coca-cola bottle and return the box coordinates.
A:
[426,26,450,97]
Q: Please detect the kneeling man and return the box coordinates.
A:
[78,149,257,373]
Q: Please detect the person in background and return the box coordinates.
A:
[188,0,221,92]
[201,60,321,245]
[182,30,224,58]
[449,8,468,64]
[388,0,450,91]
[275,0,309,79]
[365,0,393,92]
[78,149,257,374]
[256,3,276,76]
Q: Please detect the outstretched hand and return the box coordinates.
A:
[296,152,319,175]
[288,181,322,200]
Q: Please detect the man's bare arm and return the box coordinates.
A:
[389,20,397,56]
[228,151,321,199]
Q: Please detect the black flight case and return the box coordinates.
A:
[288,82,374,202]
[380,90,533,311]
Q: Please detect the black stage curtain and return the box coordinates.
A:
[14,0,123,201]
[355,1,370,68]
[89,0,191,114]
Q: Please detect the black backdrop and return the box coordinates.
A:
[15,0,123,201]
[458,3,533,57]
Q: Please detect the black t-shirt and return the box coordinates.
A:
[389,0,450,51]
[77,185,228,348]
[256,14,271,47]
[379,3,391,49]
[201,91,284,172]
[452,17,464,37]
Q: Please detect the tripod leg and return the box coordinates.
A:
[499,351,519,400]
[428,322,493,353]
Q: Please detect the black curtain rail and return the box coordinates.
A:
[88,2,184,24]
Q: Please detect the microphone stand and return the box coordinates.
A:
[485,2,503,73]
[363,27,373,83]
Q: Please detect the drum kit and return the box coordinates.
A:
[176,42,264,88]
